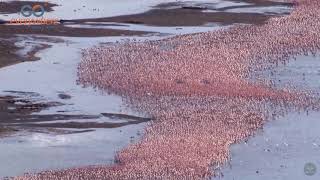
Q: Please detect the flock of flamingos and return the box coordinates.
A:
[14,0,320,179]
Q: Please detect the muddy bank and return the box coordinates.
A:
[0,20,149,66]
[0,94,93,135]
[0,126,18,137]
[227,0,292,7]
[0,35,56,68]
[20,120,151,129]
[0,93,151,136]
[0,24,152,37]
[78,11,271,26]
[0,36,22,68]
[75,1,292,26]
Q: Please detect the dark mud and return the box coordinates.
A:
[0,94,151,136]
[21,120,151,129]
[101,112,153,121]
[20,43,52,61]
[75,0,292,26]
[0,24,152,37]
[0,35,56,68]
[0,36,22,68]
[0,126,18,137]
[227,0,292,7]
[156,0,291,9]
[0,95,91,135]
[78,10,271,26]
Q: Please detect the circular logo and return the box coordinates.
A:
[20,5,33,17]
[32,5,45,17]
[20,4,45,17]
[304,162,317,176]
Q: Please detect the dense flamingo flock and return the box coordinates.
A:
[15,0,320,179]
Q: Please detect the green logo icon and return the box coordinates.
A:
[304,162,317,176]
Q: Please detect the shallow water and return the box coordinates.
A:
[213,55,320,180]
[0,22,228,179]
[0,35,155,178]
[0,124,144,177]
[212,111,320,180]
[253,54,320,91]
[64,23,227,35]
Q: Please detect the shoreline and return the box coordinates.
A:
[0,0,292,69]
[1,0,318,179]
